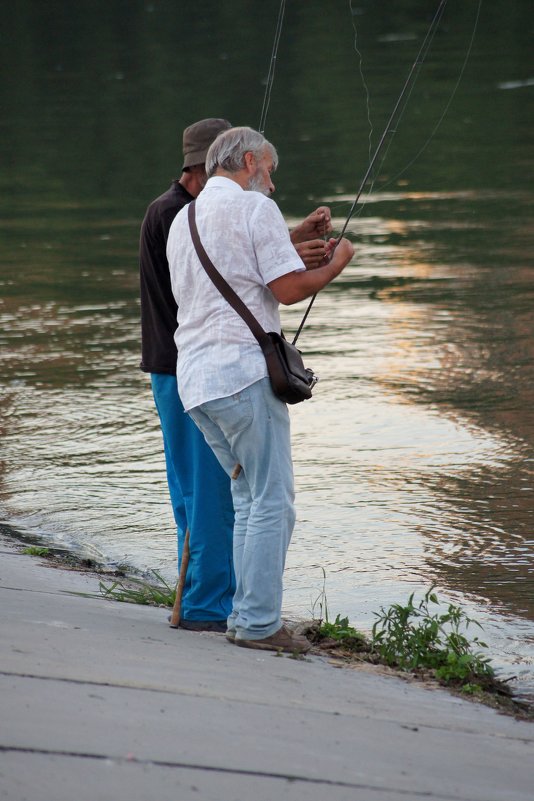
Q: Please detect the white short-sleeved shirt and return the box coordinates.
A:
[167,176,305,411]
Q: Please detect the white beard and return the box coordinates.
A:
[246,173,270,195]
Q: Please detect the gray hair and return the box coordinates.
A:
[205,126,278,178]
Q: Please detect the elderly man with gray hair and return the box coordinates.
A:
[167,126,354,653]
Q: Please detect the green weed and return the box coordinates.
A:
[371,586,494,685]
[319,614,367,645]
[310,567,329,624]
[22,546,50,557]
[309,570,367,650]
[460,682,484,696]
[98,570,176,607]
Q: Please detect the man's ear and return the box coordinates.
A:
[193,163,207,181]
[243,151,256,173]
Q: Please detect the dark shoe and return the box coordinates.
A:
[179,619,227,633]
[235,625,311,654]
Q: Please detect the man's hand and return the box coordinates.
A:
[295,238,330,269]
[269,237,354,305]
[290,206,332,245]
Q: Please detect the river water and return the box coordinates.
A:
[1,1,533,698]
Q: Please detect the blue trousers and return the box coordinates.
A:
[189,378,295,640]
[151,373,235,621]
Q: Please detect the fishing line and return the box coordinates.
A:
[338,0,448,240]
[376,0,482,193]
[349,0,374,168]
[258,0,286,134]
[293,0,448,346]
[349,5,446,211]
[338,0,481,219]
[342,0,440,221]
[335,0,375,232]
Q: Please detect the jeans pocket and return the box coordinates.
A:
[204,391,254,439]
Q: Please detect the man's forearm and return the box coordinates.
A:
[268,241,354,305]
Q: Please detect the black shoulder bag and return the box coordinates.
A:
[187,201,317,405]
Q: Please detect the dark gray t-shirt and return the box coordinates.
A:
[139,180,193,374]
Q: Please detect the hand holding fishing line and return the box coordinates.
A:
[290,206,332,242]
[290,205,333,267]
[294,237,337,270]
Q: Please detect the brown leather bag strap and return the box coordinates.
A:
[187,200,270,347]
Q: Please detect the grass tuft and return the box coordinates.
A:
[98,570,176,607]
[23,546,50,557]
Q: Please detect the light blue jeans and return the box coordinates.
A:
[151,374,235,621]
[188,377,295,640]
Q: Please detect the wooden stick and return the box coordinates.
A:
[169,528,190,628]
[231,464,242,480]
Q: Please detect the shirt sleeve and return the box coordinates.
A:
[250,197,306,285]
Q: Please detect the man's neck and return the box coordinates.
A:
[214,168,249,190]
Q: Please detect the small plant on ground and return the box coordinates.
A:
[308,612,367,653]
[310,567,329,624]
[371,586,494,687]
[23,546,50,557]
[319,614,366,643]
[98,570,176,607]
[309,569,367,651]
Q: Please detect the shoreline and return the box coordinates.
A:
[3,524,532,723]
[0,521,133,577]
[3,533,533,800]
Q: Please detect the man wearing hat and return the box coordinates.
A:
[139,117,333,633]
[140,118,235,633]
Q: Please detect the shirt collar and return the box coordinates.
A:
[205,176,244,192]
